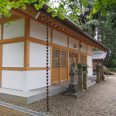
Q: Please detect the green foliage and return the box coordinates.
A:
[0,0,38,17]
[107,57,116,68]
[0,0,116,21]
[109,68,116,72]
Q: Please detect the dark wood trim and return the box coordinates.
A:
[1,67,51,71]
[11,9,30,18]
[24,18,30,68]
[30,37,52,46]
[0,15,21,24]
[0,37,25,44]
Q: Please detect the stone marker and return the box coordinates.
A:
[77,63,83,91]
[65,58,78,94]
[96,63,102,83]
[83,65,88,89]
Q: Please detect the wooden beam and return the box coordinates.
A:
[0,15,21,24]
[1,67,51,71]
[24,18,30,68]
[0,37,25,44]
[30,37,52,46]
[11,9,30,18]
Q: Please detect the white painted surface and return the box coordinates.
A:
[30,19,51,41]
[87,55,93,76]
[81,43,87,52]
[26,70,51,90]
[3,42,24,67]
[88,46,92,54]
[2,71,26,91]
[53,29,68,47]
[29,42,50,67]
[69,37,79,50]
[2,70,51,91]
[3,19,25,39]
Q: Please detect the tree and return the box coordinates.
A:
[1,0,116,19]
[0,0,116,68]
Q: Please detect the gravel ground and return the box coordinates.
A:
[25,74,116,116]
[0,106,30,116]
[0,74,116,116]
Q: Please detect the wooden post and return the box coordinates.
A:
[0,24,3,87]
[24,18,30,69]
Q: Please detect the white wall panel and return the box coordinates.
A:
[69,37,79,50]
[53,29,68,47]
[3,42,24,67]
[30,19,50,41]
[2,71,26,91]
[88,46,92,54]
[26,70,51,90]
[87,55,93,76]
[3,19,24,39]
[29,42,50,67]
[81,43,87,52]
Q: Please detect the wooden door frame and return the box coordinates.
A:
[51,47,68,84]
[51,47,60,84]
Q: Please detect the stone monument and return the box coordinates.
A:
[77,63,83,91]
[65,58,78,94]
[83,65,88,89]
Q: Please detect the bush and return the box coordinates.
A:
[109,68,116,72]
[107,57,116,68]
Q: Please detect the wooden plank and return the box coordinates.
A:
[0,15,21,24]
[1,67,50,71]
[0,37,25,44]
[24,18,30,68]
[30,37,52,46]
[11,9,30,18]
[52,43,68,50]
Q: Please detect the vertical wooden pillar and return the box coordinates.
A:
[24,18,30,69]
[0,24,3,87]
[78,41,81,63]
[67,36,70,80]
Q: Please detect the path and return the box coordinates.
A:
[26,74,116,116]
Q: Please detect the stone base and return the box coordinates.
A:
[64,83,79,94]
[63,89,85,98]
[0,82,68,104]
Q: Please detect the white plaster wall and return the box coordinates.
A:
[29,42,50,67]
[3,19,25,39]
[30,19,51,41]
[53,29,68,47]
[3,42,24,67]
[81,43,87,52]
[2,70,51,91]
[26,70,51,90]
[87,55,93,76]
[69,37,79,50]
[2,71,26,91]
[88,46,92,54]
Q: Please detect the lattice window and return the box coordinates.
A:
[80,54,83,64]
[60,51,67,67]
[83,55,87,65]
[74,53,79,64]
[80,54,87,65]
[52,49,60,68]
[69,52,79,65]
